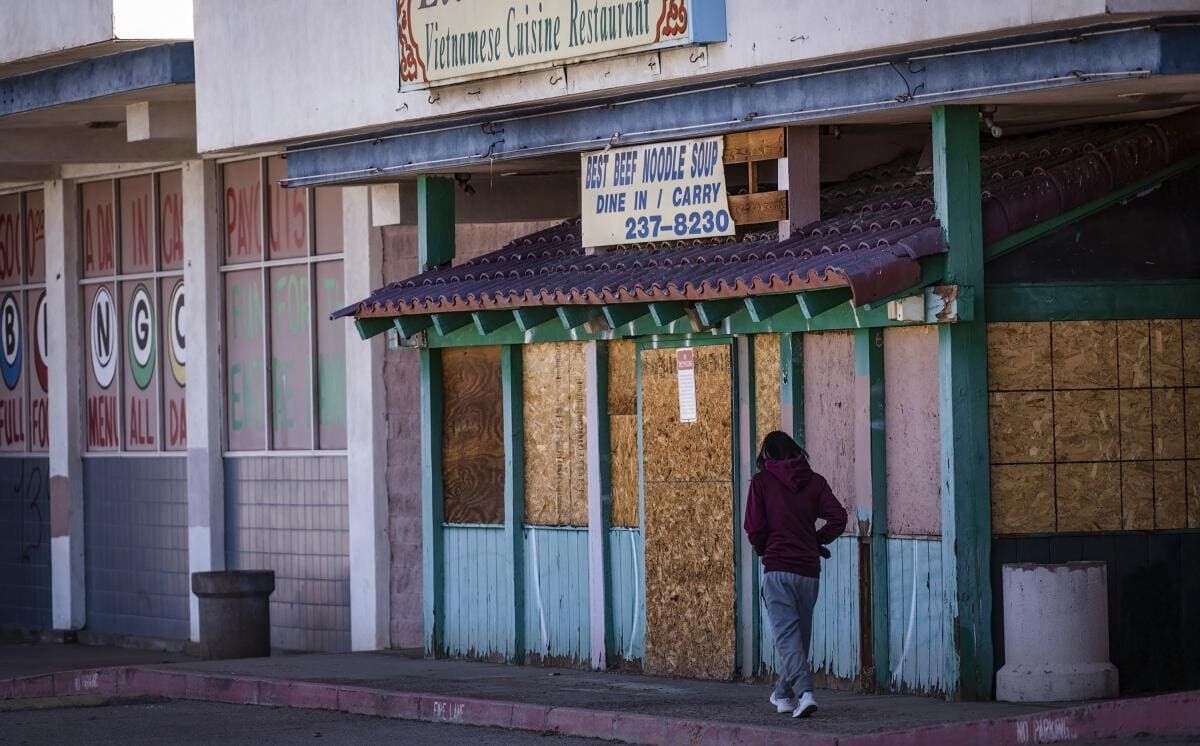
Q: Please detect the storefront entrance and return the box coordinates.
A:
[638,341,737,679]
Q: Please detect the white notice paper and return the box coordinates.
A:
[676,348,697,423]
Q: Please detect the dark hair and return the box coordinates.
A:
[756,430,809,471]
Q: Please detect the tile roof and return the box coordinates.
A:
[336,109,1200,321]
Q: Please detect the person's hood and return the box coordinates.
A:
[764,455,814,491]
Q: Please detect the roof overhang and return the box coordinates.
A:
[284,19,1200,188]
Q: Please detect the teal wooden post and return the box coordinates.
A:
[418,175,455,271]
[855,328,889,691]
[780,333,804,446]
[419,173,454,657]
[501,345,526,663]
[932,106,993,700]
[420,348,444,656]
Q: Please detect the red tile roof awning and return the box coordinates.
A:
[335,109,1200,322]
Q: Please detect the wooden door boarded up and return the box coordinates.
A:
[639,344,736,679]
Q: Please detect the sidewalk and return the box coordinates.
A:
[2,643,1199,744]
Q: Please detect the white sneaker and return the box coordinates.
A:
[792,691,818,718]
[769,692,796,714]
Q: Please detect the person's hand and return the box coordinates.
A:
[818,545,831,560]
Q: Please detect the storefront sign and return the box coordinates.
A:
[581,135,734,247]
[398,0,724,89]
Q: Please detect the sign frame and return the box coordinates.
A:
[397,0,727,90]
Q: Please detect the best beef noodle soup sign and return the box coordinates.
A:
[582,135,735,248]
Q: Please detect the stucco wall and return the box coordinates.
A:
[884,326,942,536]
[193,0,1127,152]
[0,0,192,66]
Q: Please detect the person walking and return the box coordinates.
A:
[744,431,848,718]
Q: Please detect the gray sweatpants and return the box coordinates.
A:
[762,570,820,699]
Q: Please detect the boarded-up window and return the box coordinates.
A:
[753,334,781,444]
[607,339,638,527]
[989,320,1200,534]
[523,343,587,526]
[442,346,504,525]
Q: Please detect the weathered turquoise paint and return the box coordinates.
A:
[780,333,804,445]
[886,537,953,695]
[607,528,645,661]
[933,105,992,700]
[502,346,526,663]
[758,535,860,680]
[420,348,444,656]
[442,525,514,659]
[524,527,590,663]
[856,328,890,691]
[417,175,455,271]
[987,281,1200,322]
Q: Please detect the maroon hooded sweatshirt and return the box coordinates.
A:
[744,456,848,578]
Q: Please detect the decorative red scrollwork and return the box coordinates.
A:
[654,0,689,42]
[397,0,428,84]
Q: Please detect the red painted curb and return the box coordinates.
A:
[1,666,1197,745]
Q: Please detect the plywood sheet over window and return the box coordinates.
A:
[988,320,1200,534]
[442,346,504,525]
[607,339,638,528]
[753,334,781,444]
[523,343,588,526]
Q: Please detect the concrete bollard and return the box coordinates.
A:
[996,561,1118,702]
[191,570,276,660]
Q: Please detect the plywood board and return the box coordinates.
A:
[1053,390,1120,462]
[1117,321,1151,388]
[885,326,941,536]
[988,391,1053,464]
[1183,320,1200,387]
[1152,388,1185,460]
[723,128,786,164]
[1187,388,1200,459]
[1150,320,1185,389]
[1052,321,1118,390]
[1154,460,1187,529]
[608,339,637,417]
[1119,390,1154,461]
[754,334,781,444]
[523,343,588,526]
[987,322,1051,391]
[643,481,735,680]
[641,345,732,484]
[1188,460,1200,529]
[441,346,505,525]
[609,414,640,528]
[991,464,1055,534]
[1121,461,1155,531]
[803,332,856,512]
[1056,462,1121,532]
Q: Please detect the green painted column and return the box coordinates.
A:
[418,175,455,271]
[932,105,994,700]
[419,174,454,657]
[501,345,526,663]
[420,347,444,656]
[855,328,889,691]
[780,333,804,446]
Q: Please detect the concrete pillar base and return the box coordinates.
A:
[997,662,1119,702]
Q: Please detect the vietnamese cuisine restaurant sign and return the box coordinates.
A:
[398,0,723,88]
[581,135,735,248]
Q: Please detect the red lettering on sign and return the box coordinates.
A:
[30,397,48,450]
[0,398,25,447]
[161,192,184,266]
[128,397,156,446]
[132,194,151,267]
[84,204,115,275]
[25,206,44,274]
[225,183,261,259]
[168,397,187,448]
[269,185,307,256]
[0,210,18,281]
[86,395,119,448]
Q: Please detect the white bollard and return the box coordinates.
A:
[996,562,1119,702]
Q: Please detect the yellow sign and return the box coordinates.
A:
[581,136,735,248]
[398,0,703,88]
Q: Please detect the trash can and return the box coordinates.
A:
[996,562,1118,702]
[191,570,275,660]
